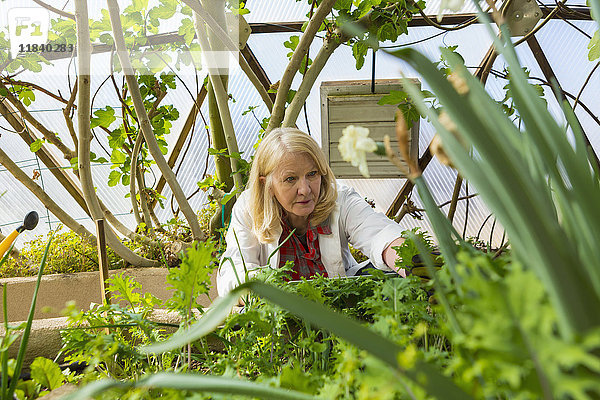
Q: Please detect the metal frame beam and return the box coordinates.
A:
[37,6,592,61]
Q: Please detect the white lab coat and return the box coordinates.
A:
[216,184,405,296]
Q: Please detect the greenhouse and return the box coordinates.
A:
[0,0,599,398]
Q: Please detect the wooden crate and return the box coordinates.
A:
[320,79,420,179]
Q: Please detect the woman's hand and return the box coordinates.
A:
[383,237,406,277]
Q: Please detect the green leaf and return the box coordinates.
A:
[69,157,78,171]
[398,102,421,129]
[279,364,316,394]
[110,149,127,164]
[108,127,127,149]
[90,106,116,129]
[588,30,600,61]
[378,90,408,105]
[18,88,35,106]
[108,273,142,308]
[181,5,192,16]
[352,41,369,70]
[30,357,64,390]
[121,173,130,186]
[92,156,108,164]
[287,89,296,104]
[178,18,195,45]
[242,105,259,116]
[132,0,149,12]
[164,241,217,314]
[221,191,236,205]
[98,33,114,46]
[29,139,44,153]
[149,3,176,20]
[377,23,398,41]
[63,373,314,400]
[207,147,227,156]
[396,19,408,35]
[283,35,300,51]
[0,333,20,352]
[108,170,122,187]
[334,0,352,10]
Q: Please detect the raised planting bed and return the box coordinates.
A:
[1,267,218,323]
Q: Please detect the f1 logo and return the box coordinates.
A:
[7,7,50,58]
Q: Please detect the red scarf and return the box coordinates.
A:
[278,218,331,280]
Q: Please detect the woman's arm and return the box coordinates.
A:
[383,237,407,277]
[339,185,407,273]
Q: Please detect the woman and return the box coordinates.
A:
[217,128,406,296]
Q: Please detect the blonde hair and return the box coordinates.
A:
[247,128,337,243]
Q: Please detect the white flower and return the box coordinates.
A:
[338,125,377,178]
[437,0,465,21]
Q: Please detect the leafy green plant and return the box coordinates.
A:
[122,2,600,398]
[0,226,162,278]
[394,8,600,339]
[134,280,469,399]
[380,0,600,396]
[61,241,217,385]
[60,272,167,381]
[438,251,600,399]
[20,356,68,399]
[164,240,217,321]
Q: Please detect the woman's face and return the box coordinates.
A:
[269,152,321,226]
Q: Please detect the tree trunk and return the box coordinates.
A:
[207,78,233,192]
[129,133,144,227]
[264,0,337,133]
[75,0,158,267]
[136,164,155,234]
[179,0,273,113]
[193,2,243,191]
[282,30,344,127]
[107,0,205,241]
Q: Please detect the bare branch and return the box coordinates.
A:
[2,78,69,104]
[0,146,95,243]
[63,79,79,151]
[282,30,342,128]
[130,133,144,227]
[192,2,243,192]
[136,166,155,234]
[0,81,76,160]
[179,0,273,112]
[265,0,337,132]
[32,0,75,20]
